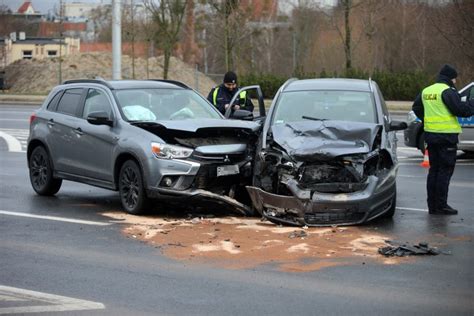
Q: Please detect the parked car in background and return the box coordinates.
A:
[246,78,407,226]
[404,82,474,153]
[27,79,264,215]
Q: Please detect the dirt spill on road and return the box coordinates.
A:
[103,212,408,271]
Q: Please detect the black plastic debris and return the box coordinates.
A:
[288,230,308,239]
[378,241,440,257]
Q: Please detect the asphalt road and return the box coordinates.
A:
[1,105,473,315]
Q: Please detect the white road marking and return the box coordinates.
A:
[0,210,111,226]
[0,285,105,314]
[396,207,428,212]
[0,129,29,152]
[397,174,425,178]
[0,131,23,152]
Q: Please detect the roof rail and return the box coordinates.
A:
[63,79,113,89]
[281,77,298,91]
[148,79,190,89]
[368,77,374,93]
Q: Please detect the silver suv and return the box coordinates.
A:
[27,79,261,214]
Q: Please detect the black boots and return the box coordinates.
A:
[429,205,458,215]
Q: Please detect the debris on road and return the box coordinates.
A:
[103,211,400,272]
[288,230,308,239]
[378,241,440,257]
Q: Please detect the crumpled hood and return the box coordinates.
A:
[271,120,382,160]
[132,119,260,133]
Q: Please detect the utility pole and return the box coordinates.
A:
[58,0,63,84]
[112,0,122,79]
[130,0,135,79]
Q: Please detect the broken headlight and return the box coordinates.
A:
[151,142,193,159]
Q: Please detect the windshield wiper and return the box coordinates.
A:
[302,116,326,121]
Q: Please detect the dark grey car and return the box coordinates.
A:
[246,78,407,226]
[27,79,262,214]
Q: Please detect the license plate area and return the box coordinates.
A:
[217,164,239,177]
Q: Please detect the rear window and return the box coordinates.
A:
[56,88,83,116]
[46,91,63,111]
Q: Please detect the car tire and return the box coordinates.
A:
[119,160,149,215]
[381,188,397,219]
[29,146,62,195]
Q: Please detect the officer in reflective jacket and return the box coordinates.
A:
[412,64,474,215]
[207,71,254,115]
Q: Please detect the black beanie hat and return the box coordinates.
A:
[223,71,237,84]
[439,64,458,80]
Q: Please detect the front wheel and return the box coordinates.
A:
[381,188,397,219]
[119,160,149,215]
[29,146,62,195]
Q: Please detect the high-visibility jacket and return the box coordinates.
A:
[422,83,461,133]
[212,87,247,107]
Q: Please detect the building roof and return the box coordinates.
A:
[12,37,65,45]
[17,1,34,14]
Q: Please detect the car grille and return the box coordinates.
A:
[192,164,240,192]
[192,152,246,164]
[304,205,363,224]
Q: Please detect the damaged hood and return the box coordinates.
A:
[271,120,382,160]
[132,119,260,133]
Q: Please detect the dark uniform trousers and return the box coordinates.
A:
[426,143,457,210]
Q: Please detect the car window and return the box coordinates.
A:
[83,88,113,119]
[46,91,63,111]
[469,87,473,101]
[56,88,83,117]
[114,88,221,121]
[272,90,376,125]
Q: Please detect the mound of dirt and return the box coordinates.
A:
[5,52,216,95]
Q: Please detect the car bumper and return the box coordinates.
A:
[246,172,397,226]
[145,158,253,215]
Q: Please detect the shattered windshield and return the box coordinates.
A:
[272,90,376,125]
[114,88,221,121]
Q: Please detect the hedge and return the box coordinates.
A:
[239,69,434,101]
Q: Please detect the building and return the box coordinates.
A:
[1,32,80,67]
[63,2,102,22]
[13,1,44,20]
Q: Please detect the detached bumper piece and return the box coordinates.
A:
[246,176,395,227]
[378,241,440,257]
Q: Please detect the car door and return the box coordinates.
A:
[458,84,474,149]
[76,87,119,183]
[224,85,266,121]
[47,88,85,175]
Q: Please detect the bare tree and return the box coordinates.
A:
[207,0,251,72]
[144,0,187,79]
[430,0,474,63]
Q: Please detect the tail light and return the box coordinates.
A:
[29,114,36,125]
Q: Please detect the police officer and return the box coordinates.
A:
[207,71,254,115]
[412,64,474,215]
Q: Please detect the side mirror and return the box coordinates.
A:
[388,120,407,131]
[87,111,113,126]
[231,109,253,120]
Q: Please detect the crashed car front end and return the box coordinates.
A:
[132,120,260,215]
[247,120,397,226]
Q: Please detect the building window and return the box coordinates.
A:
[22,50,33,59]
[47,51,58,57]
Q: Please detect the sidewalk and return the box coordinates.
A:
[0,94,46,105]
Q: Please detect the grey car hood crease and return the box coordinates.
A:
[271,120,382,159]
[131,119,260,133]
